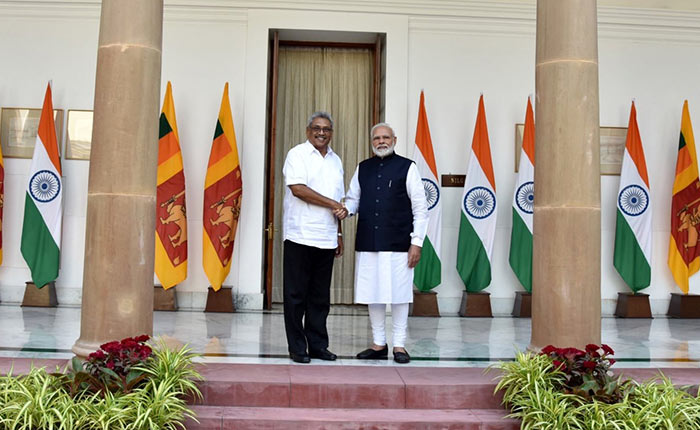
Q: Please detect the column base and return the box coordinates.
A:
[204,286,235,313]
[667,293,700,318]
[410,290,440,317]
[72,338,102,359]
[511,291,531,318]
[614,292,652,318]
[22,281,58,307]
[154,286,178,311]
[459,291,492,317]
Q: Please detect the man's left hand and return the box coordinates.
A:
[407,244,421,268]
[336,236,344,258]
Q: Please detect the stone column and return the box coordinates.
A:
[72,0,163,357]
[530,0,601,350]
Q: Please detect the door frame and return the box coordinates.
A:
[262,33,383,309]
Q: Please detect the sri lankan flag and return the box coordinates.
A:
[155,81,187,289]
[669,101,700,294]
[203,83,242,291]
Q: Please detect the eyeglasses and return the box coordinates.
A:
[310,126,333,133]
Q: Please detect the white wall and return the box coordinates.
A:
[1,0,699,314]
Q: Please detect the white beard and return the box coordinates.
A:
[373,143,395,158]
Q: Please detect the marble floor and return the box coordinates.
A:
[3,304,700,368]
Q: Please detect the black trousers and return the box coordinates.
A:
[283,240,335,355]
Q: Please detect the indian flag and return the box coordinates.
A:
[412,91,441,292]
[669,101,700,294]
[457,95,496,292]
[509,97,534,293]
[20,83,62,288]
[614,102,651,292]
[155,81,187,290]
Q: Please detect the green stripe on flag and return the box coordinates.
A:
[509,207,533,293]
[613,210,651,292]
[456,214,491,292]
[20,196,59,288]
[159,113,173,138]
[414,237,440,292]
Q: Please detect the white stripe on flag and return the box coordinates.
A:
[28,135,63,246]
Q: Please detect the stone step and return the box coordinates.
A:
[184,405,520,430]
[195,364,505,409]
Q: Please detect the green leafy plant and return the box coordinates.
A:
[493,348,700,430]
[0,337,202,430]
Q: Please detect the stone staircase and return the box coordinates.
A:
[185,363,518,429]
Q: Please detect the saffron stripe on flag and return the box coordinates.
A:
[412,91,442,292]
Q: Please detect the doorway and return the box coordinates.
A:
[263,31,384,308]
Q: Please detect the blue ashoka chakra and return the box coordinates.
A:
[30,170,61,203]
[516,181,534,214]
[618,184,648,217]
[464,186,496,219]
[422,178,440,210]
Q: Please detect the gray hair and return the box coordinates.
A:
[307,111,334,129]
[370,122,395,138]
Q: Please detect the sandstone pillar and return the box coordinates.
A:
[72,0,163,357]
[530,0,601,350]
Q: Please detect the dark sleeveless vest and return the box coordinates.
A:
[355,153,414,252]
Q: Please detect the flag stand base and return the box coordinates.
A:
[154,286,178,311]
[459,292,492,317]
[21,281,58,307]
[615,292,652,318]
[511,291,531,317]
[410,290,440,317]
[667,293,700,318]
[204,286,235,313]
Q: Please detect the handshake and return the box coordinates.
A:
[333,202,349,220]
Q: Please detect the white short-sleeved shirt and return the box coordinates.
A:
[283,140,344,249]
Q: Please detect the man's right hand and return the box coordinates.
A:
[333,204,348,220]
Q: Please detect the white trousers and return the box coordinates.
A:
[368,303,409,348]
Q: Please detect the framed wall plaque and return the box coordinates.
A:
[0,107,63,158]
[514,123,627,175]
[65,110,93,160]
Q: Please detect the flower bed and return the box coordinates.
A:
[0,336,201,430]
[493,345,700,429]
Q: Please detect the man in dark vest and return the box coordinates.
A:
[344,123,428,364]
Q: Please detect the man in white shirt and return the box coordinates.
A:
[344,123,428,364]
[282,111,348,364]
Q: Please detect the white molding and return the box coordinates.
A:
[2,1,699,42]
[0,1,247,23]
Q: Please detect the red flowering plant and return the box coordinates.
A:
[60,335,153,397]
[540,344,629,403]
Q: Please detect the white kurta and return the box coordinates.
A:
[345,162,428,304]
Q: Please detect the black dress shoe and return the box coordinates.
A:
[393,350,411,364]
[309,349,337,361]
[356,345,388,360]
[289,352,310,363]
